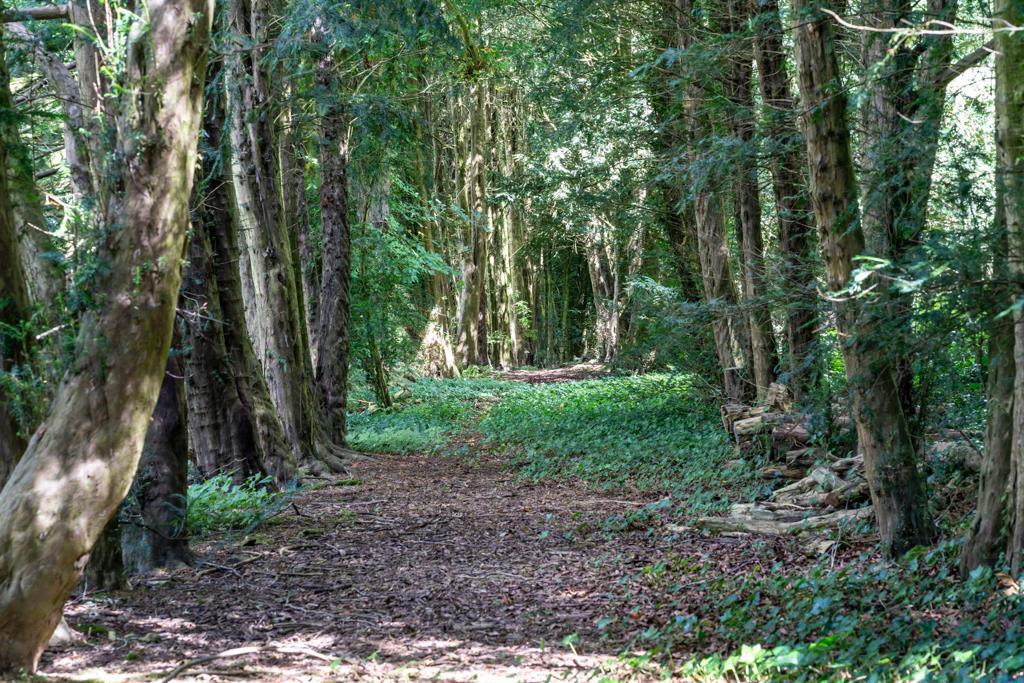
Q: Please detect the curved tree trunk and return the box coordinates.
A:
[0,0,211,668]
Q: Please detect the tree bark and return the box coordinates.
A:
[455,83,488,367]
[0,0,211,668]
[994,0,1024,575]
[184,92,295,483]
[315,56,353,446]
[792,0,934,556]
[0,37,62,304]
[0,31,32,488]
[677,0,748,401]
[123,356,192,572]
[224,0,345,474]
[750,0,818,395]
[725,0,779,399]
[961,173,1015,575]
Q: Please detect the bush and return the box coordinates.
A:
[186,474,289,536]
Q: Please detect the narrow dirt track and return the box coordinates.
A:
[43,451,674,682]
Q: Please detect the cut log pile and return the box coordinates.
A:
[703,383,982,553]
[704,383,870,553]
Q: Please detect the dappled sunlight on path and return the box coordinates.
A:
[41,451,670,681]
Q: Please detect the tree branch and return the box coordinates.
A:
[936,40,995,89]
[0,4,68,22]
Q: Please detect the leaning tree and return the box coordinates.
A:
[0,0,213,669]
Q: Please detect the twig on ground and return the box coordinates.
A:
[159,644,337,683]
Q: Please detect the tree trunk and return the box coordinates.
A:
[84,518,126,591]
[995,0,1024,575]
[792,0,934,556]
[184,93,295,483]
[315,57,353,447]
[749,0,816,394]
[961,174,1015,575]
[694,190,744,401]
[676,0,748,401]
[0,33,32,488]
[455,83,488,367]
[0,0,211,668]
[858,0,958,442]
[0,38,62,304]
[123,356,192,572]
[224,0,345,474]
[725,0,779,399]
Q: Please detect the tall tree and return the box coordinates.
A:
[724,0,779,399]
[0,28,32,487]
[315,47,353,446]
[750,0,818,395]
[224,0,346,474]
[791,0,934,555]
[184,98,297,483]
[0,0,212,668]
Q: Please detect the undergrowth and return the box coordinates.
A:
[347,377,524,453]
[479,373,744,496]
[348,373,751,509]
[630,540,1023,682]
[186,473,291,536]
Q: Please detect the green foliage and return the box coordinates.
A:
[635,541,1024,681]
[347,377,522,453]
[185,474,290,536]
[480,374,743,492]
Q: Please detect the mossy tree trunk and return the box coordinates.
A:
[0,0,212,669]
[961,167,1016,575]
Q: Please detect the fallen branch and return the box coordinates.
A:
[159,644,337,683]
[697,503,873,536]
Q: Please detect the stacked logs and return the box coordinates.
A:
[702,383,871,553]
[720,383,810,458]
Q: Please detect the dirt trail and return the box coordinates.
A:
[43,438,674,681]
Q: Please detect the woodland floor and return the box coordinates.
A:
[37,368,814,682]
[42,453,666,682]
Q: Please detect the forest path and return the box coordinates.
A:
[43,385,675,681]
